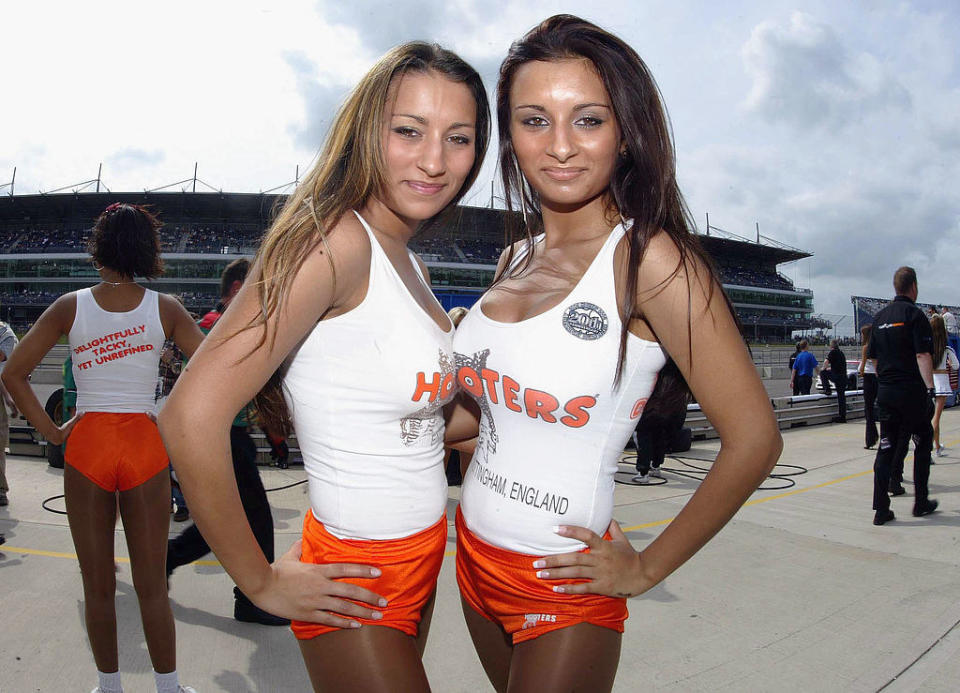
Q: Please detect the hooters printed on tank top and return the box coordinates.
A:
[453,223,667,555]
[282,211,454,541]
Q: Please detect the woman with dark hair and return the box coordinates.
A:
[2,203,203,693]
[447,15,781,691]
[930,314,957,456]
[159,42,489,691]
[858,324,879,448]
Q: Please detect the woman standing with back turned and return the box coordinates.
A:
[447,16,782,692]
[3,203,203,693]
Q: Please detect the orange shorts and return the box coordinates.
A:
[455,507,627,644]
[65,412,168,492]
[291,511,447,640]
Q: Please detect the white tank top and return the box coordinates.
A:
[862,357,876,375]
[282,211,454,540]
[454,224,667,555]
[69,287,166,413]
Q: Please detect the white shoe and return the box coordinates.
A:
[649,467,663,478]
[178,687,198,693]
[631,473,652,484]
[936,446,947,457]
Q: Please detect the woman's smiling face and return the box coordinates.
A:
[378,69,478,225]
[509,58,621,214]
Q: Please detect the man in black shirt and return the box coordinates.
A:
[867,266,938,525]
[819,339,848,422]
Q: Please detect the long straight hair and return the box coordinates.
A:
[495,15,733,405]
[931,315,947,368]
[250,43,490,433]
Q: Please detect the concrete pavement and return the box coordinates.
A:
[2,411,959,692]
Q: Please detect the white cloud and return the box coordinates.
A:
[741,11,911,130]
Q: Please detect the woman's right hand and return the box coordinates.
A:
[48,411,84,446]
[249,540,389,628]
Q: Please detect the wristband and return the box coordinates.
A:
[928,388,936,398]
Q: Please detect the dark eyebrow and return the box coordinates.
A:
[393,113,427,124]
[513,103,611,112]
[392,113,476,130]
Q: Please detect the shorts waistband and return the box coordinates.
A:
[304,510,447,558]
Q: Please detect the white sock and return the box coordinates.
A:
[154,669,179,693]
[97,670,122,693]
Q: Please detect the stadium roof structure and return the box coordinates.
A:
[0,190,812,267]
[0,191,286,225]
[698,234,810,266]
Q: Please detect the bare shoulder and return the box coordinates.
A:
[296,212,373,299]
[496,237,528,277]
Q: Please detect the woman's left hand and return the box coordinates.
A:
[532,520,650,599]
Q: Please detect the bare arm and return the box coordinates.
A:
[627,235,781,592]
[917,352,934,389]
[159,221,387,625]
[541,232,782,597]
[1,296,79,444]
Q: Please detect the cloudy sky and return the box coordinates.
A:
[2,1,957,329]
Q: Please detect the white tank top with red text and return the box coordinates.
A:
[282,211,454,540]
[454,224,666,555]
[69,287,166,413]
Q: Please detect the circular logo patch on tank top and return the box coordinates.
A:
[562,302,608,340]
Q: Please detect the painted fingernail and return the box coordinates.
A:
[378,598,388,607]
[553,585,566,593]
[350,621,362,628]
[371,611,383,620]
[536,570,549,578]
[532,559,546,569]
[552,525,567,535]
[370,568,382,577]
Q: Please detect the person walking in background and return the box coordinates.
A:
[858,324,879,449]
[868,266,938,525]
[788,342,802,395]
[632,359,690,484]
[930,314,957,457]
[820,339,848,423]
[165,258,289,626]
[790,340,818,395]
[0,319,19,506]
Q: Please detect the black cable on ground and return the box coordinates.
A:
[41,494,68,515]
[263,479,308,493]
[615,452,808,491]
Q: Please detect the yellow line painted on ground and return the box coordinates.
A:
[2,445,940,562]
[619,468,873,532]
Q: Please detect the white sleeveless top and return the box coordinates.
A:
[282,211,454,540]
[69,287,166,413]
[454,224,667,555]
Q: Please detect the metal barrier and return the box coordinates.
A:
[685,390,864,441]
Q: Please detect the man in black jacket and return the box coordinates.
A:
[820,339,848,422]
[867,266,938,525]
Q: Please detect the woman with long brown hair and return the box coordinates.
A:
[159,43,489,691]
[3,203,203,693]
[446,15,782,691]
[930,314,957,456]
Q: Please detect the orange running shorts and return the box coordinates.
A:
[455,507,627,644]
[291,510,447,640]
[65,412,169,492]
